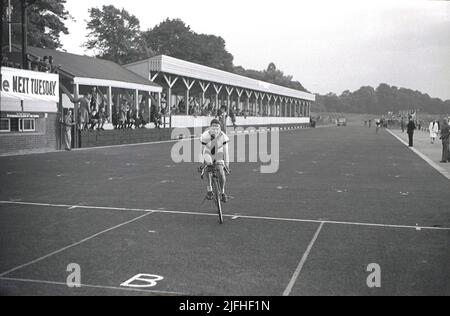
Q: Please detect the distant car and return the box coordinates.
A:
[337,118,347,126]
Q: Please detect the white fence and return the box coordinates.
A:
[170,115,310,128]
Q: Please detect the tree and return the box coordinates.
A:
[84,5,144,64]
[142,18,234,71]
[233,62,309,92]
[4,0,71,49]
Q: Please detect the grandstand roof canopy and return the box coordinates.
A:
[125,55,315,101]
[27,47,162,93]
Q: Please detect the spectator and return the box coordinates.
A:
[63,110,76,151]
[429,120,439,144]
[229,107,237,129]
[407,117,416,147]
[126,104,134,129]
[217,105,228,134]
[97,107,106,131]
[138,106,147,128]
[439,119,450,163]
[118,102,127,130]
[60,84,91,131]
[376,119,381,134]
[41,56,51,72]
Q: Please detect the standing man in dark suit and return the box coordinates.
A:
[63,110,76,151]
[407,117,416,147]
[439,119,450,163]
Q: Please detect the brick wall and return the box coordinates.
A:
[0,113,60,155]
[79,123,310,148]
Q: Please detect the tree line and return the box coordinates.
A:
[3,1,448,113]
[313,84,450,115]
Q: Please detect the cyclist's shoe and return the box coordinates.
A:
[206,191,214,201]
[221,193,229,203]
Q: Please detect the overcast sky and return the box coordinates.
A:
[61,0,450,100]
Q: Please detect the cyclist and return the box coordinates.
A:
[199,119,230,203]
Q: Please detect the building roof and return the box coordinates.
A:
[27,47,162,92]
[125,55,315,101]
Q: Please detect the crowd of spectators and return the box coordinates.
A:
[166,95,303,119]
[1,54,61,73]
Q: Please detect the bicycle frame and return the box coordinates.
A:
[203,163,224,224]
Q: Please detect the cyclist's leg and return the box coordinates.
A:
[216,153,227,195]
[203,152,214,193]
[218,164,226,194]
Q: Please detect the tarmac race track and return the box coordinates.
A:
[0,126,449,296]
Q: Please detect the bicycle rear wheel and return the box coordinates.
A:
[212,177,224,224]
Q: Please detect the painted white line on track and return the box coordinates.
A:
[386,129,450,181]
[0,212,152,277]
[0,277,185,295]
[1,200,449,231]
[283,222,324,296]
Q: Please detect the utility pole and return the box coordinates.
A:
[21,0,28,69]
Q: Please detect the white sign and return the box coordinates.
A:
[0,67,59,102]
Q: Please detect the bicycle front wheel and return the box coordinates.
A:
[212,177,223,224]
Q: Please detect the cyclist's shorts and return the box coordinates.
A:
[204,152,225,165]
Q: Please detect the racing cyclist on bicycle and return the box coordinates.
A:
[199,119,230,203]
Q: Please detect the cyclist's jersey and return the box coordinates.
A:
[200,130,229,163]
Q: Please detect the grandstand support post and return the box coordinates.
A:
[199,81,210,110]
[236,88,243,112]
[292,100,295,117]
[274,95,279,117]
[260,93,266,116]
[135,89,139,114]
[267,94,273,116]
[287,99,290,117]
[182,78,195,115]
[225,86,234,114]
[254,92,260,116]
[292,99,295,117]
[286,98,289,117]
[163,74,179,129]
[150,72,159,82]
[245,90,253,114]
[213,84,223,113]
[74,84,79,148]
[287,98,290,117]
[107,86,112,122]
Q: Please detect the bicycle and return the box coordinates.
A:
[199,162,230,224]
